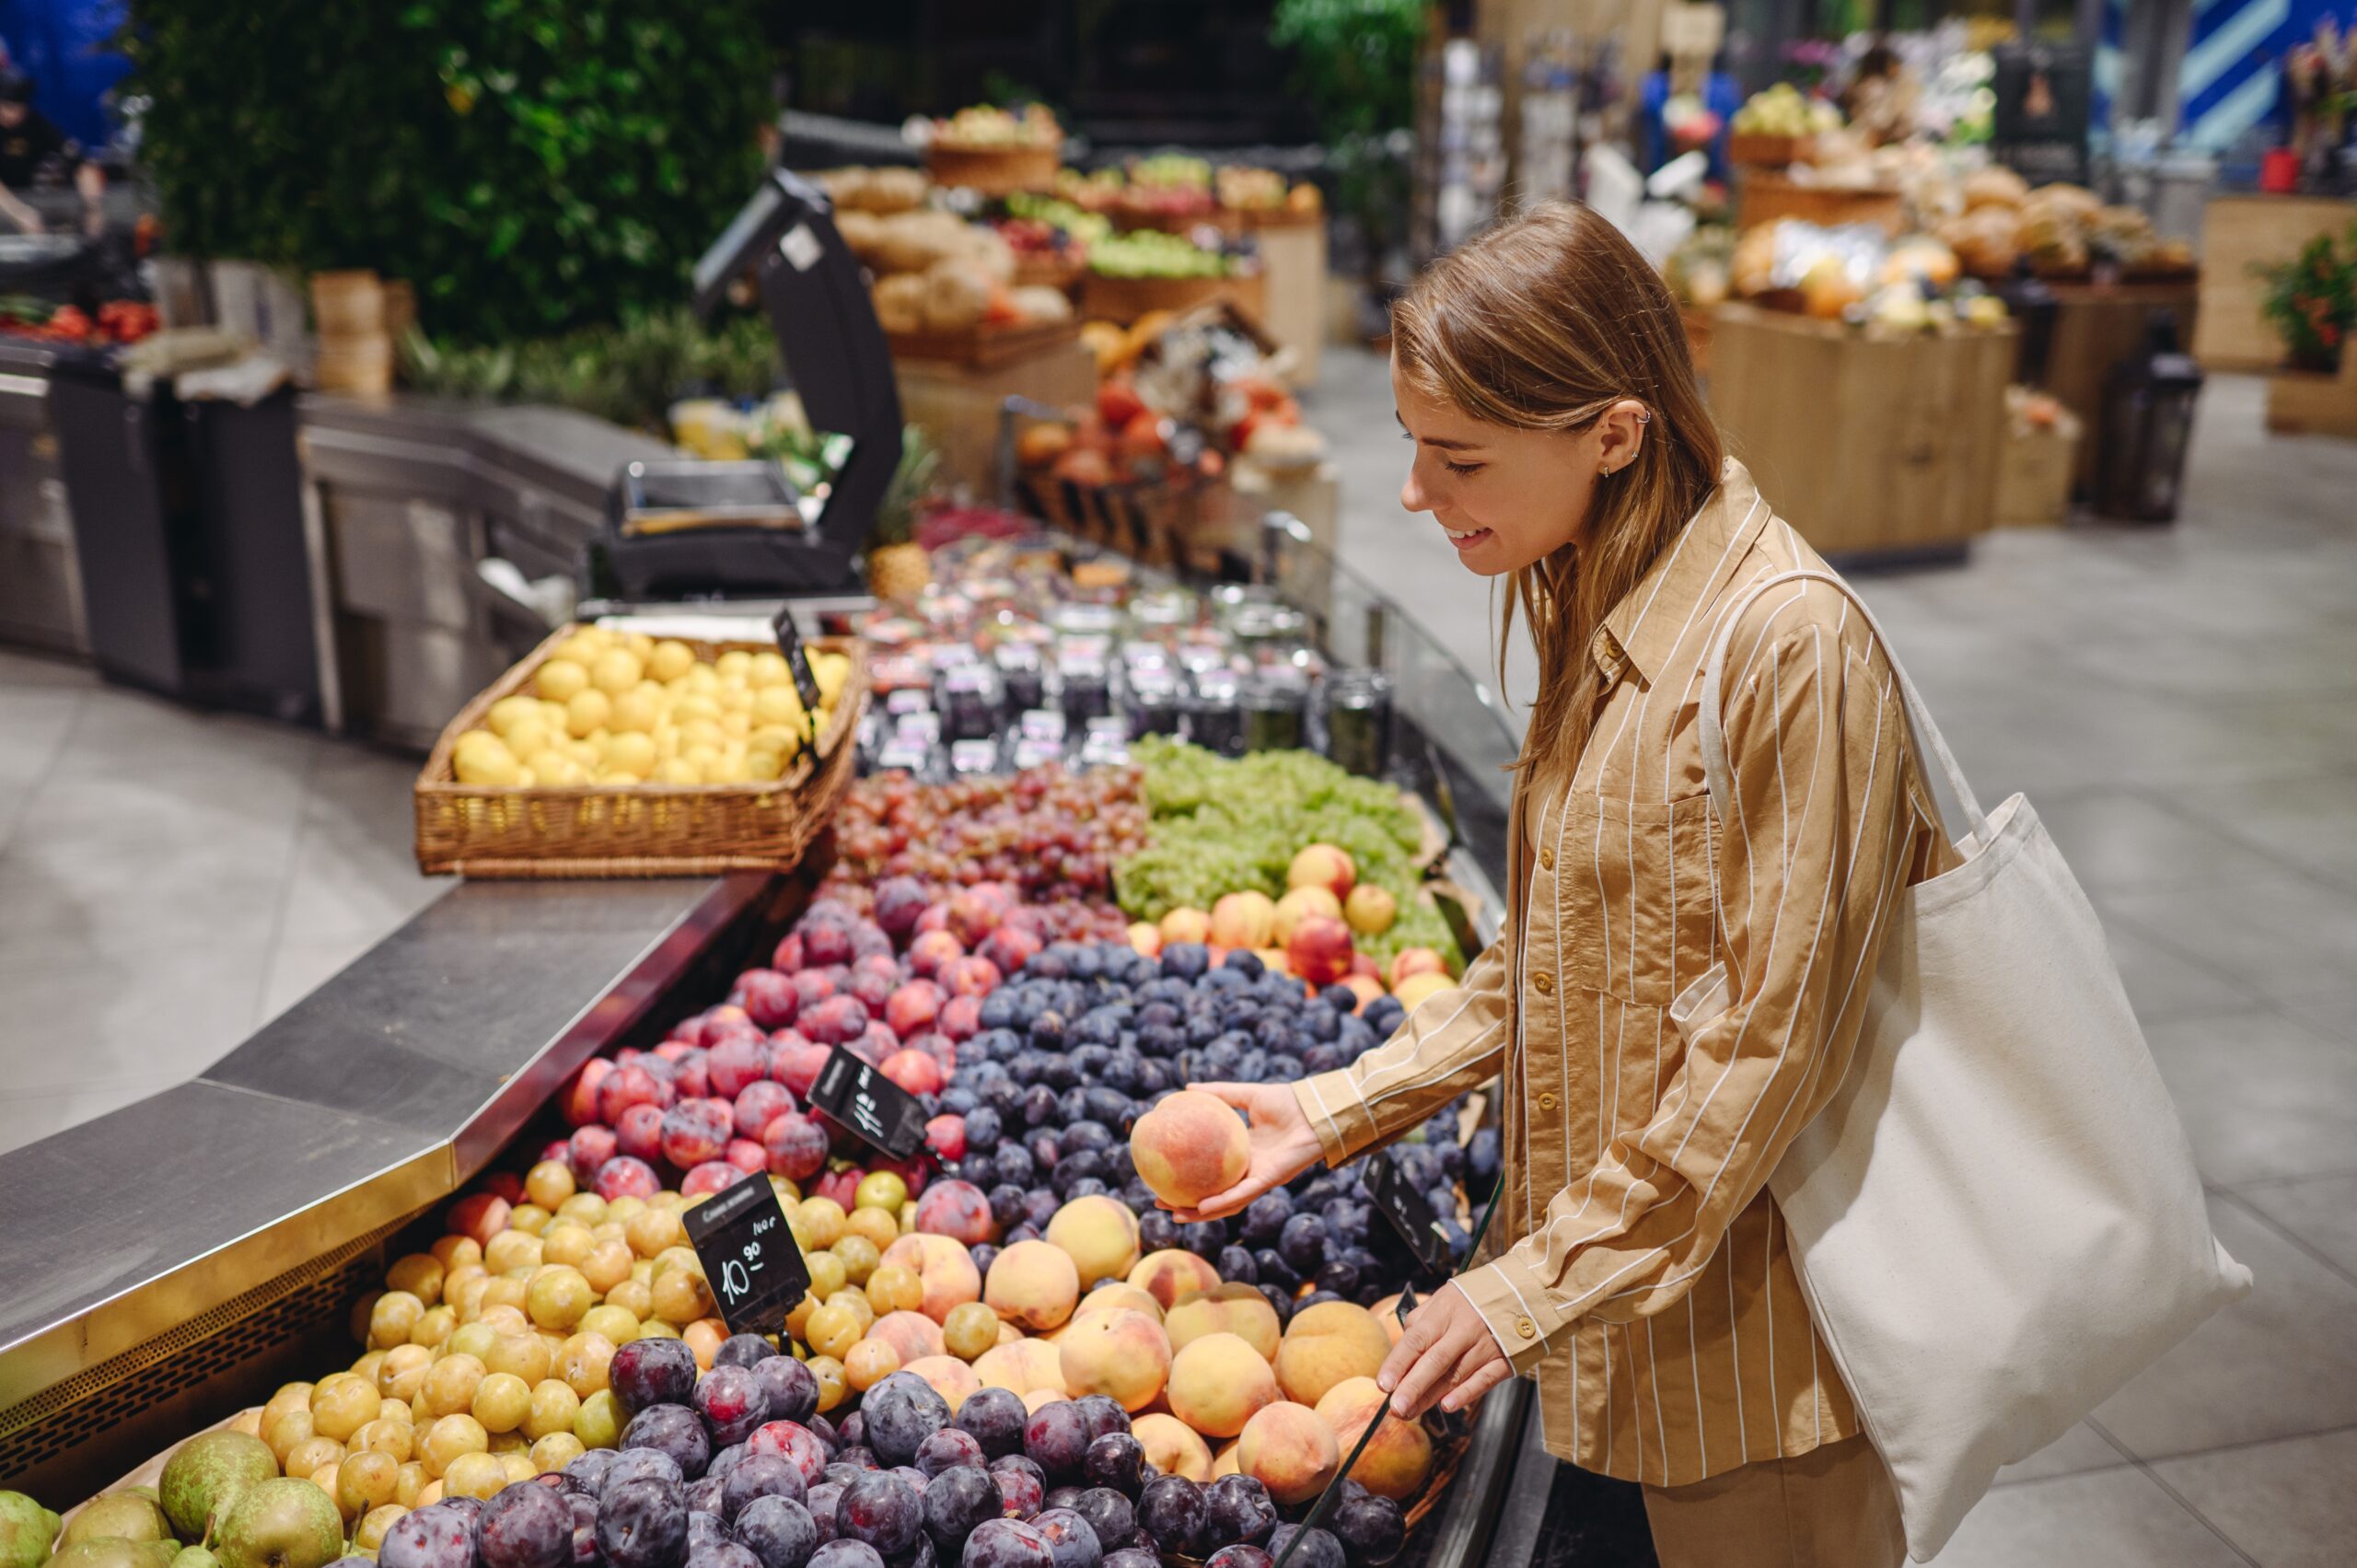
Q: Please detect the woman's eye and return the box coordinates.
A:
[1442,459,1481,477]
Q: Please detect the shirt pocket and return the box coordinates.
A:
[1554,791,1719,1006]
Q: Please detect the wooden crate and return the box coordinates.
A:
[2264,350,2357,438]
[923,143,1057,195]
[883,317,1079,369]
[1736,173,1906,237]
[893,337,1097,496]
[1707,304,2015,559]
[2042,280,2200,494]
[1994,421,2081,528]
[1253,219,1329,387]
[1728,132,1812,168]
[1080,270,1266,327]
[2192,193,2356,370]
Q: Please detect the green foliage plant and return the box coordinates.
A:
[2254,225,2357,374]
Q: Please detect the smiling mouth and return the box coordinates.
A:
[1441,525,1493,552]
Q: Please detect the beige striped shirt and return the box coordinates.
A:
[1294,459,1950,1486]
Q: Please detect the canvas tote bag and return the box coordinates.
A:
[1670,568,2250,1562]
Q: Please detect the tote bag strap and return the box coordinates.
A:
[1699,568,1985,842]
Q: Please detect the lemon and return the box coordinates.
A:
[648,640,695,682]
[682,742,723,774]
[553,633,605,666]
[747,651,790,689]
[610,685,663,735]
[504,716,552,761]
[813,652,849,703]
[527,749,587,786]
[709,752,752,785]
[684,664,719,693]
[653,758,702,784]
[746,749,784,782]
[749,724,804,761]
[678,716,726,750]
[568,738,602,769]
[720,711,750,740]
[654,726,680,761]
[455,736,521,786]
[621,632,654,661]
[564,689,611,738]
[536,659,589,703]
[590,648,644,696]
[672,694,722,726]
[751,686,805,728]
[715,650,753,680]
[606,731,657,776]
[598,769,644,785]
[487,696,541,737]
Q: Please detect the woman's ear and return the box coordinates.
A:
[1592,399,1651,477]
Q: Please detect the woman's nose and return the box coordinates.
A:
[1400,462,1430,515]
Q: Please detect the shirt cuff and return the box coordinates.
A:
[1291,1070,1378,1167]
[1455,1253,1566,1377]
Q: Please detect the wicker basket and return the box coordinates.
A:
[414,626,867,879]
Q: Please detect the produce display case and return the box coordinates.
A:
[0,512,1563,1568]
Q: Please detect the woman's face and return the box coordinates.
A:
[1391,356,1641,577]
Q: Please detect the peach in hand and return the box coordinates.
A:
[1130,1089,1249,1210]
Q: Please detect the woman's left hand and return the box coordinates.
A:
[1376,1282,1514,1420]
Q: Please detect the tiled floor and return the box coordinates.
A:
[1,361,2352,1561]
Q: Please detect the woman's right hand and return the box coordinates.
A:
[1159,1081,1327,1223]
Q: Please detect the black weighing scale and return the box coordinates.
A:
[596,168,901,602]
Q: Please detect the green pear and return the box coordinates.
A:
[61,1496,171,1550]
[171,1547,221,1568]
[159,1434,278,1545]
[0,1492,55,1568]
[213,1482,340,1568]
[44,1541,177,1568]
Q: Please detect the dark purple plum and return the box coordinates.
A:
[602,1447,685,1496]
[708,1445,750,1487]
[715,1333,783,1370]
[1329,1493,1407,1566]
[802,1544,884,1568]
[722,1454,807,1520]
[745,1422,829,1489]
[890,1466,930,1497]
[958,1518,1053,1568]
[859,1373,950,1469]
[1205,1549,1273,1568]
[1078,1434,1144,1498]
[440,1494,488,1528]
[624,1402,714,1479]
[1135,1476,1205,1557]
[379,1504,481,1568]
[956,1388,1028,1460]
[805,1415,839,1455]
[833,1472,922,1559]
[563,1450,617,1496]
[1042,1487,1084,1514]
[1031,1508,1101,1568]
[1264,1524,1343,1568]
[1202,1474,1276,1550]
[1068,1397,1129,1445]
[836,1414,866,1452]
[610,1338,700,1415]
[684,1543,760,1568]
[1069,1490,1132,1556]
[598,1478,691,1568]
[687,1477,725,1516]
[687,1515,731,1552]
[1101,1554,1159,1568]
[803,1484,842,1547]
[696,1365,772,1447]
[825,1464,868,1489]
[752,1358,820,1427]
[914,1428,984,1477]
[921,1463,1000,1549]
[564,1493,598,1568]
[990,1461,1043,1521]
[1022,1402,1090,1482]
[733,1496,819,1568]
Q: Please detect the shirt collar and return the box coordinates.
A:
[1593,457,1774,685]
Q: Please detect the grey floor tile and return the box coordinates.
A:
[276,743,452,942]
[0,947,268,1093]
[1928,1465,2244,1567]
[2030,790,2297,893]
[2142,1010,2357,1185]
[2096,916,2264,1028]
[2093,1195,2357,1460]
[0,823,296,972]
[2102,873,2357,1004]
[1991,1421,2131,1486]
[2166,770,2357,893]
[2150,1426,2357,1568]
[2229,1177,2357,1282]
[2272,985,2357,1051]
[0,647,98,690]
[0,683,86,786]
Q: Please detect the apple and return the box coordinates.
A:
[1287,843,1356,901]
[1272,886,1343,945]
[1387,947,1446,989]
[1128,922,1164,957]
[1343,884,1398,936]
[1286,914,1356,989]
[1210,891,1277,950]
[1158,907,1213,946]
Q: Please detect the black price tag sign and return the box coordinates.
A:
[683,1175,813,1340]
[1364,1151,1454,1275]
[770,606,826,745]
[807,1046,926,1158]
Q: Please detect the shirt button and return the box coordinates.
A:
[1532,970,1554,995]
[1538,846,1555,872]
[1538,1092,1558,1111]
[1515,1317,1537,1339]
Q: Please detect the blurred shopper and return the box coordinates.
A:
[0,69,104,234]
[1175,202,1933,1566]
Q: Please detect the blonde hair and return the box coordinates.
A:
[1391,202,1723,786]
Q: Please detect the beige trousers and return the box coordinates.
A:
[1642,1434,1907,1568]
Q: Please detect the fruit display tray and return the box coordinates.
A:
[924,144,1060,196]
[413,625,867,879]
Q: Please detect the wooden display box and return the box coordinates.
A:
[2192,193,2355,370]
[2042,280,2200,494]
[1707,304,2014,560]
[883,317,1079,370]
[1080,270,1267,326]
[893,337,1097,496]
[1736,172,1905,237]
[2264,350,2357,439]
[1994,421,2080,528]
[1728,132,1812,168]
[923,143,1058,195]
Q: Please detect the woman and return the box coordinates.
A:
[1176,203,1947,1567]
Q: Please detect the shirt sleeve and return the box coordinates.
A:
[1292,923,1514,1168]
[1457,613,1921,1374]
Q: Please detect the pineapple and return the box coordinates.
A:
[864,424,940,606]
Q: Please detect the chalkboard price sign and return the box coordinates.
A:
[1364,1150,1454,1275]
[769,606,826,744]
[682,1174,813,1340]
[807,1046,926,1158]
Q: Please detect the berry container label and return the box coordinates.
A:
[684,1174,814,1340]
[807,1045,927,1157]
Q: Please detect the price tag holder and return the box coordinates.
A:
[683,1175,812,1340]
[769,606,826,746]
[1364,1150,1454,1275]
[807,1045,926,1158]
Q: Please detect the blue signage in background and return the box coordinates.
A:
[0,0,132,154]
